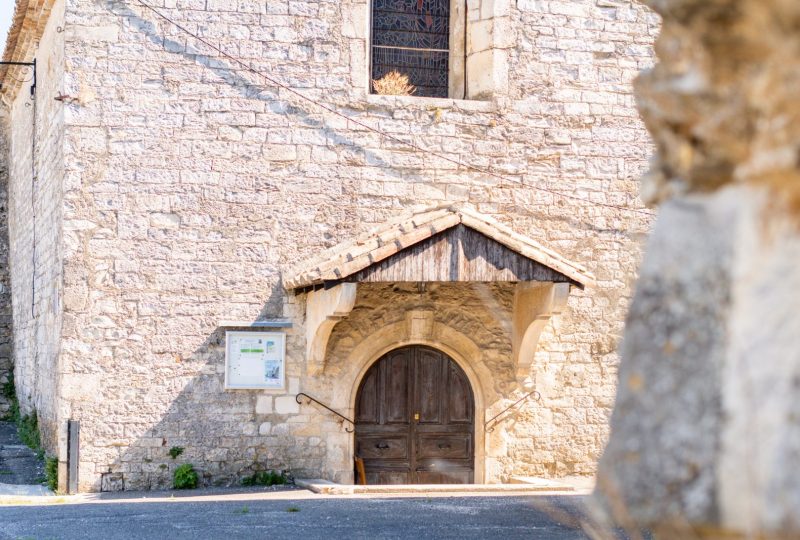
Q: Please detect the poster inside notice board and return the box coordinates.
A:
[225,331,286,390]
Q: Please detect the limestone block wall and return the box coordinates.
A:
[0,113,13,419]
[21,0,662,491]
[4,0,66,455]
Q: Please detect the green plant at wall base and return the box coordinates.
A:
[6,398,20,423]
[241,470,287,487]
[1,373,20,422]
[3,376,47,463]
[18,412,44,459]
[1,375,14,401]
[168,446,184,459]
[173,463,198,489]
[45,457,58,491]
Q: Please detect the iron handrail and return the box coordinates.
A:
[485,390,542,433]
[295,392,356,433]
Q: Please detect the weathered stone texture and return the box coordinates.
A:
[4,0,657,491]
[0,113,13,418]
[597,194,733,525]
[4,0,65,455]
[596,0,800,537]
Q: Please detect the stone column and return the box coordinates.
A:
[595,1,800,537]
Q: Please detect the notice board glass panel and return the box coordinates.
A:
[225,331,286,390]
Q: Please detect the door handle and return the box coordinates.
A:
[376,443,390,450]
[438,443,451,449]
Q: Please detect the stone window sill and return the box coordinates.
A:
[365,93,497,113]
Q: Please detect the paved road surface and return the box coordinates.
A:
[0,492,635,540]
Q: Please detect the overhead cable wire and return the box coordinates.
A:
[130,0,657,220]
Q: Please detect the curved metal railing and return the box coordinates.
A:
[485,390,542,433]
[295,392,356,433]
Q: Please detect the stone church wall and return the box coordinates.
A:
[0,113,13,419]
[4,0,658,490]
[3,0,66,456]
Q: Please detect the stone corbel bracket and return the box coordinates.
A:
[512,282,571,382]
[305,283,358,376]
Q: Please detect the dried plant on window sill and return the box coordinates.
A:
[372,71,416,96]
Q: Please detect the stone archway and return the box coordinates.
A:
[354,345,475,484]
[337,320,491,484]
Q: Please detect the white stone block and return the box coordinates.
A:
[275,396,300,414]
[149,213,180,228]
[255,396,273,414]
[71,25,120,43]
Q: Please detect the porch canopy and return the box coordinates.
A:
[283,204,595,380]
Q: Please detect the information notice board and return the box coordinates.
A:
[224,331,286,390]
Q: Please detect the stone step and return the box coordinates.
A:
[296,478,578,495]
[0,421,46,486]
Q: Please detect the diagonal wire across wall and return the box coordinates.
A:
[122,0,657,231]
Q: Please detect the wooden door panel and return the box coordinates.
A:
[447,362,473,424]
[382,351,410,424]
[415,349,444,424]
[355,366,379,423]
[357,435,409,460]
[415,470,473,484]
[416,434,471,459]
[367,471,412,485]
[355,346,475,485]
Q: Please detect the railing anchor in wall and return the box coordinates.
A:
[295,392,356,433]
[0,59,36,97]
[485,390,542,433]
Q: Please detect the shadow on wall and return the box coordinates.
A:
[103,0,633,242]
[86,284,330,492]
[62,2,622,491]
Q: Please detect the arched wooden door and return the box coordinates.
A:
[355,346,475,484]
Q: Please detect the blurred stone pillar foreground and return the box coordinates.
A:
[595,0,800,538]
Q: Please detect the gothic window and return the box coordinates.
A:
[371,0,451,98]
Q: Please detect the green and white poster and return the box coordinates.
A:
[225,331,286,390]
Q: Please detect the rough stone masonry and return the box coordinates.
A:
[596,0,800,537]
[1,0,657,492]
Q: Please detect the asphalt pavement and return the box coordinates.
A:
[0,491,628,540]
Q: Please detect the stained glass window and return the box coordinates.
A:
[371,0,450,98]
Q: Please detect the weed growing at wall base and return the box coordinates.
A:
[1,373,19,422]
[45,457,58,491]
[241,470,288,487]
[18,413,43,459]
[3,375,59,491]
[173,464,198,489]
